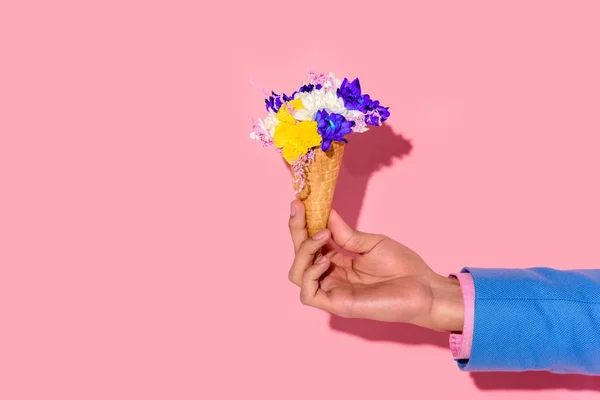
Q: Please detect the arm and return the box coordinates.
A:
[287,201,600,375]
[456,267,600,375]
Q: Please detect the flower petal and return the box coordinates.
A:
[294,109,314,121]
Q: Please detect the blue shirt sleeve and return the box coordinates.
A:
[457,267,600,375]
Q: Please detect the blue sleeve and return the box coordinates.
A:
[457,267,600,375]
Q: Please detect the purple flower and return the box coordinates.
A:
[298,83,322,93]
[265,92,283,113]
[337,77,391,123]
[337,78,372,112]
[266,84,323,112]
[265,91,295,113]
[364,99,390,125]
[315,110,355,151]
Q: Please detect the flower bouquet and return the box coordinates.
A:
[250,71,390,237]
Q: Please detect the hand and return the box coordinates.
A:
[288,200,463,332]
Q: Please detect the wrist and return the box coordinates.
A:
[427,274,464,332]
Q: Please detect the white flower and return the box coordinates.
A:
[294,89,347,121]
[249,112,280,146]
[324,72,342,91]
[346,110,369,133]
[249,112,279,140]
[262,112,279,136]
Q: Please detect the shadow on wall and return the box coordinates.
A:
[331,123,412,230]
[329,317,448,349]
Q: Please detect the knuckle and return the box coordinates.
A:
[298,239,314,254]
[288,215,302,230]
[297,241,308,254]
[288,216,296,229]
[299,291,309,305]
[288,265,302,286]
[366,233,388,250]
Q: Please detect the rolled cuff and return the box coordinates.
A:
[449,272,475,359]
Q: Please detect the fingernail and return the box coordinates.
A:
[312,230,327,240]
[316,256,328,264]
[290,203,296,217]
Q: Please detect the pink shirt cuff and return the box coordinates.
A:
[448,272,475,359]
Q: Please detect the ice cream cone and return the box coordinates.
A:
[293,141,345,238]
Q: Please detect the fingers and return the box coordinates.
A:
[328,209,387,254]
[321,240,337,255]
[288,229,331,286]
[289,200,308,252]
[300,256,332,311]
[319,276,336,292]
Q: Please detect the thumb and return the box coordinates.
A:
[328,210,386,254]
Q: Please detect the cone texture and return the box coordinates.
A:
[293,142,345,238]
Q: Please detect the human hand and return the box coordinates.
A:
[288,200,463,332]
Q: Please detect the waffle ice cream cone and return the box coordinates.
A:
[293,141,345,238]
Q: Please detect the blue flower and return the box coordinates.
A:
[364,99,390,125]
[298,83,322,93]
[265,91,295,113]
[265,84,326,113]
[265,92,283,113]
[315,110,355,151]
[337,78,372,112]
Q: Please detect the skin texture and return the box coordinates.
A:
[288,200,464,333]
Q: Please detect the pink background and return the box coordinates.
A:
[2,0,600,398]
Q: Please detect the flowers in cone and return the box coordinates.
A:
[250,71,391,192]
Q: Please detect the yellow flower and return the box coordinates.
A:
[274,120,321,164]
[273,98,321,163]
[288,98,305,110]
[275,98,305,124]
